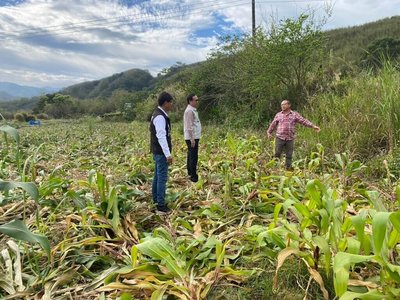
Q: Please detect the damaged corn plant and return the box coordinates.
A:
[0,120,400,299]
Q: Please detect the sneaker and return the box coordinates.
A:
[190,175,199,182]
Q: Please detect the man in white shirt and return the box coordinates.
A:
[183,93,202,182]
[149,91,173,213]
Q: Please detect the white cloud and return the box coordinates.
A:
[0,0,398,87]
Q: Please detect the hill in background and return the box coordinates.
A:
[326,16,400,65]
[0,82,57,102]
[61,68,156,99]
[2,15,399,111]
[60,16,400,101]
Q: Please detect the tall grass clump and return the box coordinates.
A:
[299,62,400,160]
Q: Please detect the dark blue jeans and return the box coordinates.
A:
[152,154,168,208]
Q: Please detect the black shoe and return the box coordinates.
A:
[190,175,199,182]
[156,205,171,214]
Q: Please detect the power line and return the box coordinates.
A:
[0,0,225,34]
[0,0,247,39]
[0,0,327,41]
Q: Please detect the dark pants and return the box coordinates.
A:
[152,154,168,209]
[275,137,294,168]
[185,139,199,181]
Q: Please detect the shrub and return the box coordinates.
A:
[14,112,25,122]
[36,113,50,120]
[26,114,36,121]
[0,112,14,120]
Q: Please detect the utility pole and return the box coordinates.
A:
[252,0,255,38]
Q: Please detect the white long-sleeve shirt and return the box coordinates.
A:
[152,106,171,157]
[183,104,201,140]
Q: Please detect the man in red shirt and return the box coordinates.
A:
[267,100,320,170]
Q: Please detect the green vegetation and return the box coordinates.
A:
[62,69,155,99]
[1,13,400,299]
[327,16,400,69]
[3,16,400,128]
[0,120,399,299]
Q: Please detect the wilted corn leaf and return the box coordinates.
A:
[193,220,202,238]
[308,267,329,300]
[1,249,15,295]
[6,241,24,292]
[273,247,299,289]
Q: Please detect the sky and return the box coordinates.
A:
[0,0,399,88]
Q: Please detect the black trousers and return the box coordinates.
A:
[275,137,294,168]
[185,139,199,180]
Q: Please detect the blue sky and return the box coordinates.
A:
[0,0,398,88]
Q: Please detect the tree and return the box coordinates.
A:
[361,37,400,69]
[41,93,81,118]
[266,14,327,105]
[184,13,327,126]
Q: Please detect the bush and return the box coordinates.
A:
[0,112,14,120]
[14,112,25,122]
[36,113,50,120]
[26,114,36,121]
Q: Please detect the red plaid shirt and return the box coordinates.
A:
[267,110,315,141]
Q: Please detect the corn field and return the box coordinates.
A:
[0,119,399,300]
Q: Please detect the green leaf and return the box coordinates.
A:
[131,245,138,267]
[313,236,331,275]
[293,202,311,217]
[0,219,50,256]
[120,293,133,300]
[396,185,400,206]
[346,237,361,255]
[351,215,366,253]
[151,285,168,300]
[0,181,39,201]
[0,125,19,144]
[333,252,373,297]
[366,191,387,212]
[339,290,386,300]
[306,179,325,208]
[273,203,283,224]
[372,212,391,257]
[136,237,186,279]
[390,211,400,232]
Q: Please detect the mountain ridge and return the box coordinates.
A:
[0,81,58,101]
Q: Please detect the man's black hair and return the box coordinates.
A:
[186,93,196,104]
[158,91,173,106]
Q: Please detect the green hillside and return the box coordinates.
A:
[59,16,400,101]
[61,68,155,99]
[327,16,400,66]
[5,15,400,125]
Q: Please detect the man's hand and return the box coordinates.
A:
[166,156,173,165]
[191,140,195,148]
[267,132,273,139]
[314,126,321,133]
